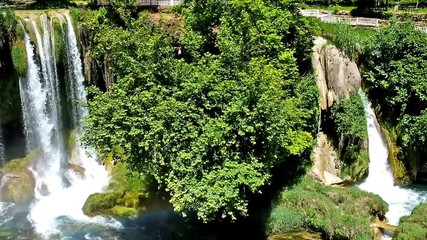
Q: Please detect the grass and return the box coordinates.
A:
[318,20,375,60]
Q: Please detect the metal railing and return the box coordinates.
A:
[300,9,380,27]
[96,0,183,6]
[301,9,427,33]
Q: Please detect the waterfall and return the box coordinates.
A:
[64,14,88,127]
[17,13,114,238]
[358,90,427,230]
[0,126,5,166]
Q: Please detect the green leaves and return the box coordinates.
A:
[332,93,367,140]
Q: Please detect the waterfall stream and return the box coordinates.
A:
[358,91,427,233]
[14,13,116,238]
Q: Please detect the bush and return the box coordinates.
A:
[266,178,388,239]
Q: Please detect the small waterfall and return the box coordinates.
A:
[358,90,427,230]
[17,13,114,238]
[0,126,5,166]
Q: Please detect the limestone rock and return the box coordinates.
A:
[312,37,362,110]
[0,163,35,203]
[310,132,343,185]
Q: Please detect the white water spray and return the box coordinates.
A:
[358,91,427,228]
[19,26,65,196]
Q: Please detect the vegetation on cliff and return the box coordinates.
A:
[82,0,319,222]
[0,8,22,124]
[332,93,369,180]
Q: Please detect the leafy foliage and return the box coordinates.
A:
[332,93,367,140]
[331,93,369,180]
[83,0,318,222]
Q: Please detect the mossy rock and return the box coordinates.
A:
[82,191,142,217]
[266,178,388,239]
[111,206,138,217]
[11,25,28,77]
[52,18,66,64]
[394,203,427,240]
[82,192,123,216]
[342,149,369,181]
[0,151,38,203]
[380,125,411,185]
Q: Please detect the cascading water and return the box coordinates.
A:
[15,13,117,238]
[358,90,427,231]
[0,126,5,166]
[64,14,88,127]
[20,23,66,196]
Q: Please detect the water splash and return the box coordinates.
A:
[358,90,427,228]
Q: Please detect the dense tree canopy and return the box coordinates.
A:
[83,0,318,222]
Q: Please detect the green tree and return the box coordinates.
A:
[83,0,318,222]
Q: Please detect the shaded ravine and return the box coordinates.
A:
[358,90,427,236]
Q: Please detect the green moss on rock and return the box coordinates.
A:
[342,149,369,181]
[52,19,65,64]
[394,203,427,240]
[266,178,388,239]
[82,192,123,216]
[380,124,411,185]
[82,147,164,218]
[111,206,138,217]
[0,151,38,203]
[11,25,27,77]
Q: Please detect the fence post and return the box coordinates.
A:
[356,18,359,26]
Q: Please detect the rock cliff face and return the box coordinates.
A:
[312,37,362,110]
[311,37,366,184]
[310,132,343,185]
